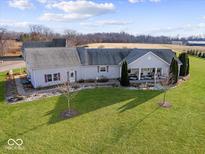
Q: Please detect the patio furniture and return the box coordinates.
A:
[129,75,138,80]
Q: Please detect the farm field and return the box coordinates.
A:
[87,43,205,52]
[0,56,205,154]
[2,41,205,57]
[2,40,22,57]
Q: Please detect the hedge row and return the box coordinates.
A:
[187,50,205,58]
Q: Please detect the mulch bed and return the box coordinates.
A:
[159,102,172,108]
[60,109,80,119]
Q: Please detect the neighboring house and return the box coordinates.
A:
[24,47,182,88]
[186,41,205,46]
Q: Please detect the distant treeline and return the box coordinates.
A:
[1,24,205,46]
[19,30,205,47]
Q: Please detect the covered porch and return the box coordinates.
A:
[128,67,167,82]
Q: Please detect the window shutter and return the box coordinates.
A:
[97,66,99,72]
[45,75,48,82]
[107,66,109,72]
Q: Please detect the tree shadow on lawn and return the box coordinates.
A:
[46,88,162,125]
[117,90,161,113]
[101,106,161,152]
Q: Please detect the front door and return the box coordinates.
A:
[67,71,77,83]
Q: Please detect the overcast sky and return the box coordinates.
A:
[0,0,205,37]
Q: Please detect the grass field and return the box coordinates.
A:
[0,56,205,154]
[87,43,205,52]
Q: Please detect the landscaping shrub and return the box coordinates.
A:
[78,79,85,83]
[169,58,178,84]
[187,50,205,59]
[186,58,190,75]
[85,79,96,83]
[111,83,119,87]
[179,53,189,76]
[97,77,109,83]
[196,51,199,56]
[120,61,129,86]
[198,52,202,57]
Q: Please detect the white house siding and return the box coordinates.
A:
[32,66,80,88]
[128,52,170,77]
[26,64,36,87]
[78,65,120,80]
[29,52,181,88]
[31,65,120,88]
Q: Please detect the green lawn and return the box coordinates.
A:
[0,57,205,154]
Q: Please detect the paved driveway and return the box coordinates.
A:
[0,57,25,72]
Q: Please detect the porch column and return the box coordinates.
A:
[154,68,157,85]
[155,68,157,76]
[138,68,141,80]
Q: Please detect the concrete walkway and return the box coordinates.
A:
[15,77,27,96]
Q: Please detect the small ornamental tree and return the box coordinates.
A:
[120,61,129,86]
[57,81,79,118]
[179,53,190,76]
[186,57,190,75]
[57,81,72,113]
[159,76,172,108]
[169,58,179,85]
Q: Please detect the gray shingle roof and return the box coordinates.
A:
[25,47,181,70]
[25,47,80,69]
[125,49,182,65]
[77,48,132,65]
[78,48,181,65]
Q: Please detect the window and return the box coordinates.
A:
[45,74,52,82]
[53,73,60,81]
[157,68,162,76]
[70,72,74,78]
[99,66,106,72]
[98,66,109,72]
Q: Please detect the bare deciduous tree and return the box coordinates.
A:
[0,27,8,57]
[29,24,53,41]
[64,29,79,47]
[57,81,78,114]
[159,76,172,108]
